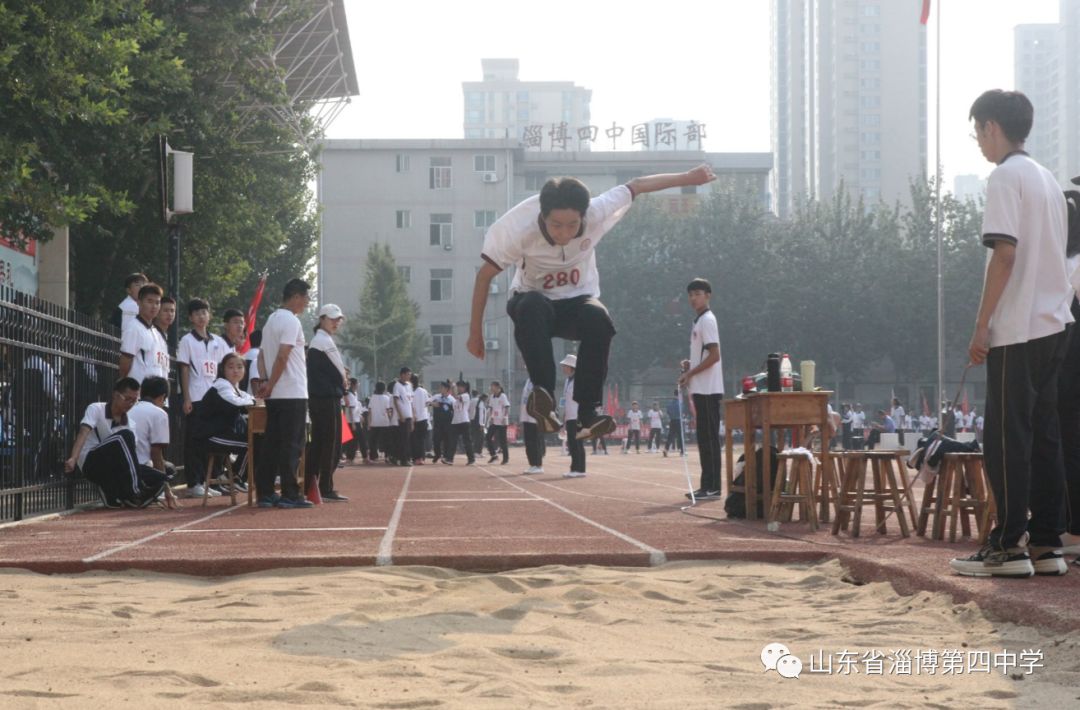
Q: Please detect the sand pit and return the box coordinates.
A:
[1,559,1078,708]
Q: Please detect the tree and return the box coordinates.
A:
[338,243,429,383]
[0,0,187,246]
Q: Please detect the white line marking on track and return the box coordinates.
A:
[478,465,668,566]
[376,466,414,566]
[172,527,388,533]
[406,498,540,503]
[82,505,238,563]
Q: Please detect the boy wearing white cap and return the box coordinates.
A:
[560,354,586,478]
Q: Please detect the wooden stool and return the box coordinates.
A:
[813,453,843,524]
[770,452,819,530]
[831,451,916,537]
[916,452,994,543]
[203,448,239,507]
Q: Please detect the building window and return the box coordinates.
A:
[861,114,881,126]
[465,109,483,124]
[861,131,881,144]
[861,41,880,53]
[862,4,880,16]
[430,269,453,302]
[474,154,496,172]
[430,214,452,247]
[860,150,881,161]
[860,95,880,109]
[395,154,410,172]
[431,325,453,356]
[860,59,880,71]
[525,172,546,191]
[395,210,411,228]
[398,266,411,283]
[465,92,483,107]
[483,320,498,340]
[429,157,452,189]
[465,128,483,139]
[474,210,497,229]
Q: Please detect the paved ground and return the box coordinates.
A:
[2,446,1079,633]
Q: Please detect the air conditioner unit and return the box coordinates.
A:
[442,239,453,251]
[485,339,500,351]
[489,282,500,294]
[482,172,498,183]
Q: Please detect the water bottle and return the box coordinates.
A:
[766,353,781,392]
[780,354,793,392]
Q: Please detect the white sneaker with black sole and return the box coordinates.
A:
[950,536,1034,578]
[1031,547,1068,576]
[523,466,543,475]
[562,471,586,478]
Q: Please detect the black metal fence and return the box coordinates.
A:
[0,286,184,523]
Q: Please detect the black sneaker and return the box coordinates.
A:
[575,409,616,441]
[1031,547,1068,576]
[489,454,499,464]
[684,488,721,500]
[322,491,349,502]
[950,541,1034,578]
[527,387,562,432]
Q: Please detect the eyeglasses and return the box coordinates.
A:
[115,393,139,404]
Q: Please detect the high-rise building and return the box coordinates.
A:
[771,0,928,217]
[1015,1,1080,185]
[461,59,592,151]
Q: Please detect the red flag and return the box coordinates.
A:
[237,273,267,354]
[920,0,931,25]
[341,411,354,444]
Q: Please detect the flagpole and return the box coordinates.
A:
[934,0,945,430]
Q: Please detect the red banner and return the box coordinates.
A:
[920,0,931,25]
[238,273,267,354]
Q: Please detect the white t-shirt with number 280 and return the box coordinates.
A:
[481,185,634,300]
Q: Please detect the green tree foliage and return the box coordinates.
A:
[598,180,986,393]
[338,244,429,383]
[0,1,320,324]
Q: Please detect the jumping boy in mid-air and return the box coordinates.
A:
[468,165,717,441]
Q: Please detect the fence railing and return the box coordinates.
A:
[0,286,184,523]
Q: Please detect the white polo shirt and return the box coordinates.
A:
[78,402,135,469]
[627,410,643,430]
[488,392,510,426]
[688,309,724,396]
[177,331,233,403]
[391,380,413,420]
[647,408,663,428]
[368,393,392,427]
[981,152,1073,347]
[562,377,578,422]
[452,392,471,425]
[129,400,169,467]
[481,185,634,300]
[120,316,170,384]
[118,296,139,332]
[261,308,307,399]
[412,386,431,423]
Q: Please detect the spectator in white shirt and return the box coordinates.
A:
[367,381,393,463]
[485,381,511,464]
[410,374,431,465]
[646,402,663,452]
[448,380,476,465]
[254,278,313,508]
[112,272,147,332]
[118,283,169,385]
[390,367,415,466]
[130,375,179,508]
[191,353,256,498]
[678,278,725,500]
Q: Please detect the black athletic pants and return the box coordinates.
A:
[82,429,166,506]
[486,424,509,462]
[692,393,723,492]
[411,419,429,461]
[508,291,615,413]
[398,419,413,464]
[259,398,305,500]
[306,396,341,495]
[665,423,684,453]
[1061,301,1080,535]
[449,423,474,463]
[565,420,586,473]
[984,329,1069,549]
[626,430,641,451]
[523,422,545,467]
[647,429,662,450]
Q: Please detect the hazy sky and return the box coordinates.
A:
[328,0,1061,187]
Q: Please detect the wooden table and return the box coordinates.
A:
[723,392,833,523]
